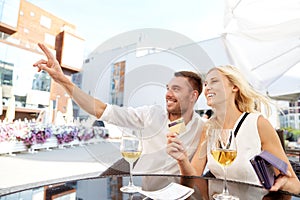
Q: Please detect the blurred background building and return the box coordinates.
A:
[279,101,300,129]
[0,0,299,199]
[0,0,84,121]
[0,0,299,129]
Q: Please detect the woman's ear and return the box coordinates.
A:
[232,85,239,93]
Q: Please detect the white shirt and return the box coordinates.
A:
[100,104,204,190]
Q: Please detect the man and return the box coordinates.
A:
[33,43,205,190]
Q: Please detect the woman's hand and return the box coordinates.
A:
[270,170,300,194]
[270,171,290,192]
[166,132,188,161]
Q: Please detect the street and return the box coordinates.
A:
[0,140,121,195]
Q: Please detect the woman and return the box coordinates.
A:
[167,65,300,194]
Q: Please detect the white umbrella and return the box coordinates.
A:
[222,0,300,98]
[5,95,15,123]
[65,97,74,125]
[48,100,54,124]
[0,87,2,116]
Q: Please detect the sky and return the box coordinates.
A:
[25,0,300,87]
[26,0,225,56]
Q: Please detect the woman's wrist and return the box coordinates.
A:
[177,156,190,166]
[282,178,300,194]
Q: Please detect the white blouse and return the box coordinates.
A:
[206,112,262,186]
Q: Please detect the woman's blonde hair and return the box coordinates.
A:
[207,65,272,117]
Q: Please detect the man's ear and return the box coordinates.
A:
[193,90,199,100]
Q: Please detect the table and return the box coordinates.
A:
[0,174,299,200]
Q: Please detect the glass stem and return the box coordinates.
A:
[223,166,229,195]
[128,161,134,187]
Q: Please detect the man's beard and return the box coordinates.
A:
[167,105,184,116]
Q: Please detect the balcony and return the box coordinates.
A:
[0,22,17,35]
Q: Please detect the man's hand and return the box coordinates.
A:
[33,43,65,84]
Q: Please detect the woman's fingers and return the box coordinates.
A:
[167,132,178,144]
[166,132,178,138]
[269,171,291,191]
[167,136,182,146]
[167,146,179,154]
[270,175,288,191]
[166,132,186,160]
[167,143,186,161]
[167,134,183,151]
[167,140,184,151]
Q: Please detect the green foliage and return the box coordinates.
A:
[292,129,300,136]
[282,127,300,137]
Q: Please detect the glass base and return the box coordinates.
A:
[120,185,141,193]
[213,193,239,200]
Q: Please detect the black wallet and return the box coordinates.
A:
[250,150,288,189]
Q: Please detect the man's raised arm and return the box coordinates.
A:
[33,43,106,118]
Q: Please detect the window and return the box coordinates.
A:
[0,0,20,28]
[44,33,55,46]
[0,31,10,40]
[0,60,13,86]
[109,61,125,106]
[32,71,51,92]
[40,15,51,29]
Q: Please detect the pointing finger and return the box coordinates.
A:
[38,43,55,60]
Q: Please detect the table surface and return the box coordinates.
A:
[1,174,300,200]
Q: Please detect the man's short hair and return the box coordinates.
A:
[174,71,203,97]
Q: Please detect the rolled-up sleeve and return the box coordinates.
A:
[99,104,112,121]
[99,104,159,129]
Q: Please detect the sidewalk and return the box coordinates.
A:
[0,140,121,196]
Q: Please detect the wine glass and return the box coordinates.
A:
[209,129,238,200]
[120,129,143,193]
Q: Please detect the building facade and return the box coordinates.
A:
[81,32,300,130]
[0,0,84,121]
[279,100,300,129]
[80,33,230,117]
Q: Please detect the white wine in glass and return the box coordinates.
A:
[120,129,142,193]
[209,129,238,200]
